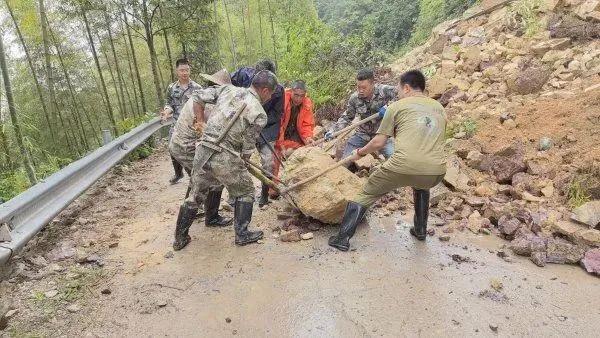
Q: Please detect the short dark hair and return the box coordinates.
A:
[255,59,277,74]
[252,70,278,91]
[175,58,189,67]
[290,80,306,91]
[356,68,374,81]
[400,70,426,92]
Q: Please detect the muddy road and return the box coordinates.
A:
[1,148,599,337]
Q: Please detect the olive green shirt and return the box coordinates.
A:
[377,96,447,175]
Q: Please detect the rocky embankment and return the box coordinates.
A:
[378,0,600,275]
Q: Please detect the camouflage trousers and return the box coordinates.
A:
[168,140,195,175]
[184,146,255,209]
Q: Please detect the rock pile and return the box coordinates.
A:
[382,0,600,275]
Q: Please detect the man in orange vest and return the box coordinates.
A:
[269,80,315,202]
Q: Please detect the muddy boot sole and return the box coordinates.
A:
[409,227,426,241]
[328,235,350,251]
[169,174,184,185]
[206,216,233,227]
[235,231,264,246]
[173,235,191,251]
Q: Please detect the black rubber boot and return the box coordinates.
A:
[233,199,263,246]
[173,204,198,251]
[169,156,184,185]
[205,189,232,227]
[328,202,368,252]
[258,183,270,207]
[410,189,430,241]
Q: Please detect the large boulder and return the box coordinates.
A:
[282,147,362,224]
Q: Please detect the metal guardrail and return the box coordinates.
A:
[0,117,172,265]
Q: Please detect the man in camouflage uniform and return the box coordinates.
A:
[173,71,278,251]
[324,68,397,171]
[230,59,283,207]
[161,58,202,184]
[168,69,231,225]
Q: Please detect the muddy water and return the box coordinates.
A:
[44,152,600,337]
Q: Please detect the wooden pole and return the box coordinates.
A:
[313,113,379,146]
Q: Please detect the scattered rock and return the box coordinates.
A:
[466,150,484,168]
[46,243,76,262]
[280,229,301,242]
[44,289,59,298]
[430,183,451,205]
[581,248,600,276]
[546,237,586,264]
[541,183,555,198]
[571,201,600,228]
[539,137,554,151]
[225,317,232,324]
[439,235,451,242]
[510,234,547,256]
[481,143,527,184]
[490,278,503,291]
[451,254,471,263]
[531,38,571,55]
[101,288,112,295]
[444,158,471,191]
[467,211,491,233]
[164,251,174,259]
[498,216,522,237]
[29,256,49,268]
[465,196,486,207]
[530,251,547,267]
[502,118,517,129]
[506,59,551,95]
[521,191,544,203]
[300,232,314,240]
[66,304,81,313]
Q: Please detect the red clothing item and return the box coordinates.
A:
[270,89,315,192]
[276,89,315,150]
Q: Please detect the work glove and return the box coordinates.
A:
[378,105,387,119]
[324,131,334,141]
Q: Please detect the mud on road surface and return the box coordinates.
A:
[1,148,600,337]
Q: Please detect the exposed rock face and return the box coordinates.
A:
[282,147,362,224]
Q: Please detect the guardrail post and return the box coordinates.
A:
[102,130,113,145]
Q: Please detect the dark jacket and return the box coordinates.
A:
[259,84,284,145]
[230,67,283,145]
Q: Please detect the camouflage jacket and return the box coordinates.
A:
[330,84,397,136]
[192,85,267,156]
[164,80,202,120]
